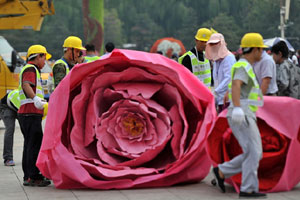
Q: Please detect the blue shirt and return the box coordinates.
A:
[213,53,236,105]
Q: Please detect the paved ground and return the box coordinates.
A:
[0,120,300,200]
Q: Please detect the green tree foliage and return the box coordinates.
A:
[202,13,242,51]
[104,8,124,47]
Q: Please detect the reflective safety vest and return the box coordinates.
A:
[52,58,69,88]
[84,56,100,63]
[228,60,263,112]
[18,64,44,106]
[179,51,211,88]
[7,89,20,111]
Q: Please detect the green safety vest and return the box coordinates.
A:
[228,60,263,112]
[179,51,211,88]
[18,64,44,106]
[52,59,69,88]
[7,89,20,110]
[84,56,100,63]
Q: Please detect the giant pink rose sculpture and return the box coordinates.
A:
[37,49,216,189]
[207,96,300,192]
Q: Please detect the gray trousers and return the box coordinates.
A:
[0,104,17,161]
[218,115,263,193]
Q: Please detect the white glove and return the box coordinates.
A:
[33,96,47,110]
[231,107,245,126]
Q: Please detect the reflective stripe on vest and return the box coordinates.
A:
[53,59,69,87]
[18,64,44,106]
[7,89,20,110]
[228,60,263,112]
[179,51,211,88]
[85,56,100,63]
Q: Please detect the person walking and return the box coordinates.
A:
[212,33,267,198]
[178,28,212,88]
[205,33,236,112]
[0,89,20,166]
[271,41,299,98]
[253,50,278,95]
[18,44,51,187]
[84,44,100,63]
[52,36,86,88]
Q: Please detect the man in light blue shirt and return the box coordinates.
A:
[206,33,236,112]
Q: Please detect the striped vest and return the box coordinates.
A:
[18,64,44,106]
[228,60,263,112]
[7,89,20,111]
[179,51,211,88]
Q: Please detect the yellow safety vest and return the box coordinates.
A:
[7,89,20,110]
[84,56,100,63]
[52,58,69,88]
[179,51,211,88]
[18,64,44,106]
[228,60,263,112]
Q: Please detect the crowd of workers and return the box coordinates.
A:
[0,37,114,186]
[0,28,299,197]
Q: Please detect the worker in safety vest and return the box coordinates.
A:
[0,89,20,166]
[84,44,100,63]
[52,36,86,88]
[212,33,267,198]
[178,28,212,88]
[18,44,51,187]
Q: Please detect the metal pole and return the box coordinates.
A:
[280,0,285,39]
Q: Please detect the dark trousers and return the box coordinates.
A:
[0,105,17,161]
[18,115,43,180]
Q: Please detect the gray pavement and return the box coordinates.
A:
[0,120,299,200]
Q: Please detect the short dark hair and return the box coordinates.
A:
[105,42,115,53]
[85,44,95,52]
[242,47,254,55]
[271,41,289,58]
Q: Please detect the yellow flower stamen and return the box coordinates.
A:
[122,116,144,137]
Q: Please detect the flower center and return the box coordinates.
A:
[122,115,144,137]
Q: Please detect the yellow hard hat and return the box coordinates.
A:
[240,33,268,48]
[210,28,218,34]
[27,45,52,60]
[63,36,86,50]
[195,28,212,42]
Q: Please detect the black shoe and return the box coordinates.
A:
[28,178,51,187]
[23,178,30,186]
[212,167,225,193]
[239,191,267,198]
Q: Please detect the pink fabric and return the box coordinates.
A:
[205,33,231,61]
[207,96,300,192]
[37,49,217,189]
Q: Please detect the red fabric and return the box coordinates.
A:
[37,49,217,189]
[18,67,43,115]
[207,96,300,192]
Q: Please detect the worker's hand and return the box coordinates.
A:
[223,91,229,105]
[231,107,245,126]
[33,96,47,110]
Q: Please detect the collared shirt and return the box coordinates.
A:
[276,59,299,98]
[213,53,236,105]
[253,51,278,94]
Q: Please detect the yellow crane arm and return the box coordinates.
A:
[0,0,55,31]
